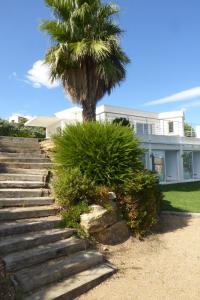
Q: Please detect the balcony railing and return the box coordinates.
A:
[96,111,199,138]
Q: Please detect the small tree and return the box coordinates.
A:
[184,123,196,137]
[112,117,132,127]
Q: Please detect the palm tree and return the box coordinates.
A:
[41,0,130,121]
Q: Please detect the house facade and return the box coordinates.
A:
[25,104,200,184]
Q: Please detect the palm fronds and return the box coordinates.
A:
[41,0,130,120]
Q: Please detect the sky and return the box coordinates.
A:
[1,0,200,123]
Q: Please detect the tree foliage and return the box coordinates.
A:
[0,119,45,138]
[112,117,132,127]
[184,123,196,137]
[41,0,130,121]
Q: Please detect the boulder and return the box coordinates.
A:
[94,221,130,245]
[80,204,117,234]
[40,139,54,158]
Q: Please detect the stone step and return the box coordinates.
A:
[23,263,115,300]
[15,250,103,294]
[0,168,49,175]
[0,216,61,237]
[0,181,45,189]
[0,157,50,163]
[0,162,52,169]
[0,138,40,145]
[0,148,42,154]
[0,228,75,255]
[0,137,39,144]
[0,152,46,158]
[0,173,46,182]
[0,197,54,208]
[4,237,88,272]
[0,144,41,151]
[0,205,57,221]
[0,188,49,198]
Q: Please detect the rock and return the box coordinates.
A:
[102,246,109,252]
[108,192,117,200]
[94,221,130,245]
[40,139,54,157]
[80,205,117,234]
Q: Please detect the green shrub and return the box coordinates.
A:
[53,168,97,207]
[52,122,162,236]
[53,122,143,186]
[116,170,162,235]
[60,201,90,230]
[94,185,115,212]
[0,119,45,138]
[112,117,132,127]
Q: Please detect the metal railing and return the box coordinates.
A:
[96,111,198,138]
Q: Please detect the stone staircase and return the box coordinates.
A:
[0,137,115,300]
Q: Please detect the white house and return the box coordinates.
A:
[25,104,200,184]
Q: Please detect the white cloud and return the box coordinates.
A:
[145,87,200,106]
[26,60,60,89]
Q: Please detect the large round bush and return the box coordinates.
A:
[53,122,143,186]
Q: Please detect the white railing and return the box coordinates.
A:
[96,111,199,138]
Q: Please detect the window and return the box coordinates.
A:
[168,121,174,133]
[136,123,144,135]
[183,151,193,180]
[136,123,153,135]
[152,151,165,182]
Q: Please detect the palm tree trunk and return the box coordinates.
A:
[82,101,96,122]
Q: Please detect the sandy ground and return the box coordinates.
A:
[79,215,200,300]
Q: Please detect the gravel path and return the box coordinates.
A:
[80,215,200,300]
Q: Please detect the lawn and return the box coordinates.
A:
[161,181,200,213]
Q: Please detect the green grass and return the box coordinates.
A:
[161,181,200,212]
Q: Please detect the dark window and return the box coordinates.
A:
[168,121,174,133]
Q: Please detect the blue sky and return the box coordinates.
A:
[1,0,200,123]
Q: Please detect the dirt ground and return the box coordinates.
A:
[79,215,200,300]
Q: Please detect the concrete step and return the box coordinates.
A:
[0,205,57,221]
[0,181,45,189]
[4,237,88,272]
[0,162,52,169]
[0,173,46,182]
[0,196,54,208]
[0,138,40,147]
[0,157,50,163]
[0,188,49,198]
[15,250,103,293]
[0,216,61,237]
[0,152,45,158]
[0,228,75,255]
[0,148,42,154]
[0,144,41,151]
[0,137,39,144]
[23,263,115,300]
[0,168,49,175]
